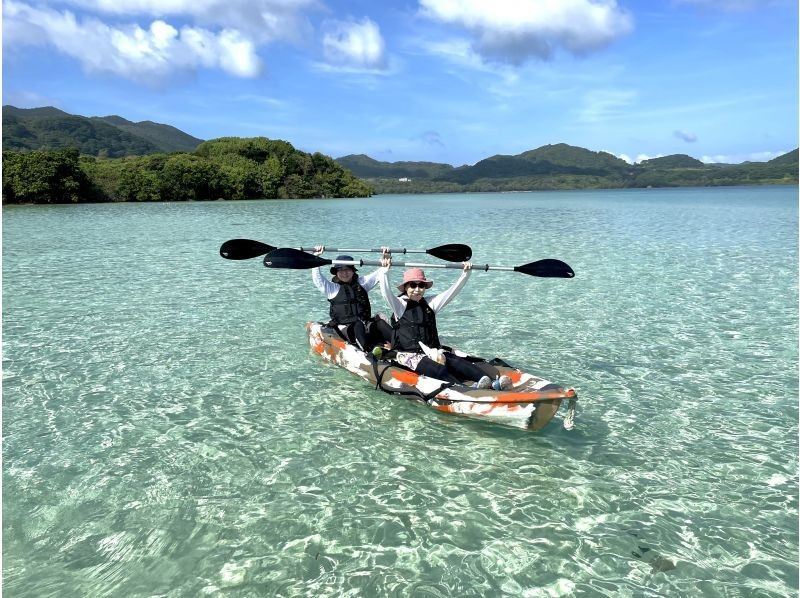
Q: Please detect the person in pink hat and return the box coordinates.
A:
[378,258,496,389]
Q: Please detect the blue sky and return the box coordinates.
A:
[3,0,798,165]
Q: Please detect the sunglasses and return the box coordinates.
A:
[406,281,427,289]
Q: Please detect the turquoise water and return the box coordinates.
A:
[3,186,798,596]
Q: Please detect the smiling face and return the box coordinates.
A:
[335,267,355,283]
[404,280,427,302]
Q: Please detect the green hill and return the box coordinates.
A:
[2,105,203,156]
[92,115,203,153]
[440,144,631,184]
[768,149,799,165]
[335,154,455,179]
[640,154,705,168]
[519,143,629,172]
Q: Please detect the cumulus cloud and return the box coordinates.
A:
[43,0,318,43]
[4,1,261,82]
[419,0,633,65]
[321,18,387,71]
[674,129,698,142]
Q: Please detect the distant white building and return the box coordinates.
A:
[398,177,410,182]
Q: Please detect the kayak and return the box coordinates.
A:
[306,322,577,431]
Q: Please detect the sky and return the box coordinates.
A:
[3,0,798,166]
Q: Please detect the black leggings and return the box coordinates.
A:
[344,318,393,352]
[413,353,488,385]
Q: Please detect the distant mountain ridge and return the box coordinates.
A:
[335,154,456,179]
[3,105,203,156]
[335,143,798,193]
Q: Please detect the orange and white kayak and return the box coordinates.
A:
[307,322,577,431]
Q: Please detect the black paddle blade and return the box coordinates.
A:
[515,259,575,278]
[220,239,275,260]
[426,243,472,262]
[263,247,331,269]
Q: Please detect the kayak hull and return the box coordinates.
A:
[306,322,577,431]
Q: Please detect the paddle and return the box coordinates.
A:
[220,239,275,260]
[263,248,575,278]
[219,239,471,262]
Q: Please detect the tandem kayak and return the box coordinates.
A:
[307,322,577,431]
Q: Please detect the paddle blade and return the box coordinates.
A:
[426,243,472,262]
[515,259,575,278]
[220,239,275,260]
[264,247,331,269]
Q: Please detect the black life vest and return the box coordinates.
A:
[391,297,441,351]
[328,278,372,325]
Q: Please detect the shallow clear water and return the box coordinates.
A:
[3,186,798,597]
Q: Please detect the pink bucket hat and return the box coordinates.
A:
[397,267,434,293]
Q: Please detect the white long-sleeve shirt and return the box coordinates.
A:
[378,268,471,367]
[311,266,387,299]
[379,268,471,320]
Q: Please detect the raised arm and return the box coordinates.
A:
[379,263,407,320]
[310,244,339,299]
[426,264,472,313]
[311,266,340,299]
[358,266,388,291]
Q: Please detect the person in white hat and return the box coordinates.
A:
[311,246,392,352]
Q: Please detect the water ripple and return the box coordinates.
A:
[3,189,797,596]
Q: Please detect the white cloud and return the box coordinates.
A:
[613,152,665,164]
[674,129,698,142]
[231,94,286,107]
[614,153,633,164]
[422,38,486,70]
[701,150,789,163]
[45,0,318,43]
[616,150,788,165]
[321,18,387,71]
[578,88,638,122]
[419,0,633,64]
[3,1,261,82]
[418,37,520,84]
[635,153,664,163]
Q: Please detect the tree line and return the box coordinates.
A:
[366,161,798,194]
[2,137,372,204]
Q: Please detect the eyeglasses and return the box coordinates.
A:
[406,281,427,289]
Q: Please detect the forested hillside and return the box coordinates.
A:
[2,137,371,203]
[3,105,203,155]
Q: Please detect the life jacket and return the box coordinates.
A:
[328,278,372,325]
[391,296,441,352]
